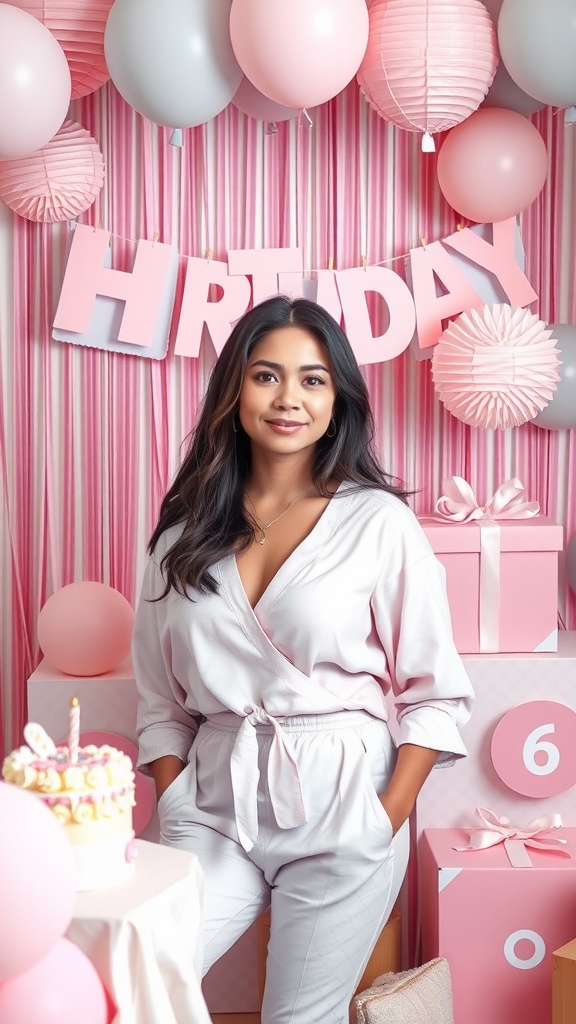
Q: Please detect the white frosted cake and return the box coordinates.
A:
[2,725,137,891]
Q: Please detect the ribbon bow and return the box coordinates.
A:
[454,807,570,868]
[433,477,539,652]
[435,476,540,523]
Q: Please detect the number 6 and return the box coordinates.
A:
[522,723,560,777]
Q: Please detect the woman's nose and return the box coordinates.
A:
[274,378,300,408]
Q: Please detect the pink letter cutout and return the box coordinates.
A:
[174,257,251,358]
[53,225,177,350]
[442,218,538,308]
[409,240,485,351]
[227,248,304,305]
[335,266,416,364]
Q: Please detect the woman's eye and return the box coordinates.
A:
[304,376,325,387]
[255,372,277,383]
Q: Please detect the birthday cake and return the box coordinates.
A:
[2,721,137,891]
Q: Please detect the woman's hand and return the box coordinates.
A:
[378,744,441,835]
[150,754,186,802]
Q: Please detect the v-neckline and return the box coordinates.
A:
[230,480,350,613]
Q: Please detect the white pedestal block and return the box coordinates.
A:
[27,655,138,743]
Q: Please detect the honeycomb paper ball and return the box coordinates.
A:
[37,582,134,676]
[0,121,105,223]
[432,304,562,430]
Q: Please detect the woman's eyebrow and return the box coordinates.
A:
[249,359,331,373]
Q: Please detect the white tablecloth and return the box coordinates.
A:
[67,840,211,1024]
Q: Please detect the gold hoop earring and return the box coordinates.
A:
[326,416,337,439]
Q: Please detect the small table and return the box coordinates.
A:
[67,840,211,1024]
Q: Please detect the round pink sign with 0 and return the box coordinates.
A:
[491,701,576,798]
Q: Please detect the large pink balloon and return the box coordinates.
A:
[0,938,108,1024]
[436,108,548,223]
[37,581,135,676]
[229,0,369,109]
[0,783,76,983]
[0,5,71,159]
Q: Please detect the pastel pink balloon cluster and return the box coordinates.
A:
[0,783,111,1023]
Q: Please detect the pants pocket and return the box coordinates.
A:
[358,720,396,842]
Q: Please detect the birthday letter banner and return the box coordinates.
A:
[52,219,537,365]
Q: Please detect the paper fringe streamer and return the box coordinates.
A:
[432,304,562,430]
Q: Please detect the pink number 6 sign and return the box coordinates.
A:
[491,701,576,798]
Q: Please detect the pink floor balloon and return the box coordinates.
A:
[0,938,108,1024]
[0,783,76,983]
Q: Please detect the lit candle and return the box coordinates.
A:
[68,696,80,764]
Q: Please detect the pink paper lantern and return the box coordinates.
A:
[0,121,105,224]
[357,0,498,148]
[9,0,114,99]
[432,305,561,430]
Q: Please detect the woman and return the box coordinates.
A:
[133,295,474,1024]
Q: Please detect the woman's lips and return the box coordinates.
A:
[265,420,307,434]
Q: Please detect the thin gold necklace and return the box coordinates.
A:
[245,489,312,545]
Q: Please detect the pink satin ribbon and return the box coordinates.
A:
[434,476,539,652]
[454,807,570,868]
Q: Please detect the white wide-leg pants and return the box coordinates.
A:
[158,710,410,1024]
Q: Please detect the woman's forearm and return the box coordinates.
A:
[149,754,186,801]
[379,743,440,834]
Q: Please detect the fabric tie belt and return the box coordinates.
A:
[226,708,308,852]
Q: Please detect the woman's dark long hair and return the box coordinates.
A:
[150,295,409,596]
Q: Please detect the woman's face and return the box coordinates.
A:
[238,326,336,458]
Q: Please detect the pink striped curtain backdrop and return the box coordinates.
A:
[1,83,575,758]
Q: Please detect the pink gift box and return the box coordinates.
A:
[419,516,563,653]
[421,827,576,1024]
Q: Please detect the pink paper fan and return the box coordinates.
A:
[432,305,562,430]
[0,121,105,223]
[9,0,113,98]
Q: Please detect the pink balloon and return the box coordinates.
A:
[0,5,71,159]
[0,938,108,1024]
[0,783,76,983]
[229,0,369,109]
[436,108,549,223]
[37,582,135,676]
[232,76,298,122]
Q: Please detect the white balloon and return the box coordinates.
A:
[498,0,576,108]
[104,0,243,129]
[480,0,544,115]
[532,325,576,431]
